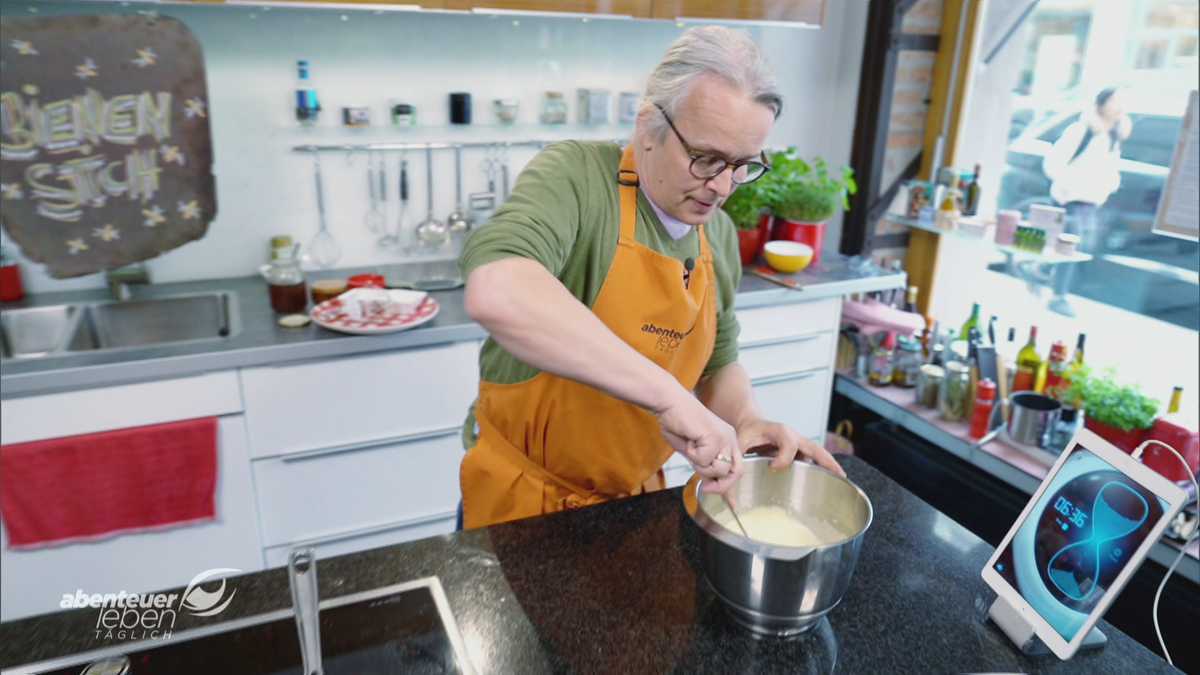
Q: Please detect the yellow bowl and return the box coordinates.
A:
[763,241,814,274]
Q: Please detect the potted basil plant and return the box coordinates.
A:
[1061,365,1160,454]
[721,180,771,265]
[763,149,857,263]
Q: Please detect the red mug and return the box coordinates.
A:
[346,273,385,289]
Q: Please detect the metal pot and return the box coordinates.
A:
[683,457,872,636]
[1007,391,1061,449]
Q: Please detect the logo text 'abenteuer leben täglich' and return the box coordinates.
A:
[60,568,240,641]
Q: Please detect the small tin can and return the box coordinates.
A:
[342,106,370,127]
[618,92,640,123]
[576,88,611,124]
[391,104,415,126]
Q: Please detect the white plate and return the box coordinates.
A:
[310,296,439,335]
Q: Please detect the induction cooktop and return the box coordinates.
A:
[4,577,475,675]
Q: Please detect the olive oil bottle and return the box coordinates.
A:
[1011,326,1043,393]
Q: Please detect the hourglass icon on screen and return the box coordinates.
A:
[1046,481,1148,601]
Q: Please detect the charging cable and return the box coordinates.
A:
[1131,439,1199,667]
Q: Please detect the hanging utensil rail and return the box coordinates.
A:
[292,139,626,153]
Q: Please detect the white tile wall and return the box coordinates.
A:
[2,0,869,292]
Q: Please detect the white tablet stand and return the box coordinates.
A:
[989,596,1107,655]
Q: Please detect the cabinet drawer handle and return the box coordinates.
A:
[739,333,824,349]
[279,425,462,463]
[750,369,823,387]
[283,509,458,548]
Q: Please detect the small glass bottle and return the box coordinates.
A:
[295,60,320,125]
[261,236,308,313]
[541,91,568,124]
[868,331,896,387]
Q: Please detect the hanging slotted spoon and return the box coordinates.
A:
[416,146,449,247]
[364,152,385,234]
[308,148,341,268]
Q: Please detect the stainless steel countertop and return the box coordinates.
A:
[0,257,904,398]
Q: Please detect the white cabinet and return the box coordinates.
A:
[0,373,263,621]
[240,341,480,566]
[739,297,842,444]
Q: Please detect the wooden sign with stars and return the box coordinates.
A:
[0,13,216,278]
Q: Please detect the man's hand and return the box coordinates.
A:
[735,416,845,477]
[654,391,744,494]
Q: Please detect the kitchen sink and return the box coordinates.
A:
[0,291,239,359]
[0,304,79,359]
[67,292,237,352]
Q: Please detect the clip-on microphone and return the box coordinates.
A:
[683,257,695,290]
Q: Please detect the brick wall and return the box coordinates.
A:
[871,0,945,270]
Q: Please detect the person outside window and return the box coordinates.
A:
[1041,86,1133,317]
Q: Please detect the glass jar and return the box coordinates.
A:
[892,336,923,387]
[541,91,567,124]
[938,360,971,422]
[915,364,944,409]
[260,235,307,313]
[494,99,519,125]
[867,332,896,387]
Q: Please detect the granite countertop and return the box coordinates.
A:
[0,456,1177,674]
[0,256,904,398]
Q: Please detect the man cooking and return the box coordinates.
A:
[458,26,842,529]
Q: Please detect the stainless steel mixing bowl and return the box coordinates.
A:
[683,457,873,636]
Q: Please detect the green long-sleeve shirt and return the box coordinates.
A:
[458,140,743,445]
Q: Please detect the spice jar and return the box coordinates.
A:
[868,331,896,387]
[541,91,567,124]
[391,104,415,126]
[260,236,307,313]
[494,99,519,125]
[915,364,944,409]
[939,360,971,422]
[892,335,923,387]
[310,278,347,305]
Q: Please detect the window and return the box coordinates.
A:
[943,0,1199,412]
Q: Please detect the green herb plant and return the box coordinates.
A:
[1061,364,1160,431]
[720,179,767,231]
[762,148,858,223]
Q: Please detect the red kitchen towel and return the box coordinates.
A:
[0,417,218,550]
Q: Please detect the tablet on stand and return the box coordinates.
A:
[980,428,1187,660]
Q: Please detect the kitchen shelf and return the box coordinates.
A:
[285,122,633,152]
[885,213,1092,266]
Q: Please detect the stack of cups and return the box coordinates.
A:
[995,209,1020,246]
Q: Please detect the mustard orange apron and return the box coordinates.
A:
[460,144,718,529]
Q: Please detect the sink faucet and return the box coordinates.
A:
[105,262,150,301]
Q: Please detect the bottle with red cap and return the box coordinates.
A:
[868,331,896,387]
[1042,340,1070,400]
[969,378,997,439]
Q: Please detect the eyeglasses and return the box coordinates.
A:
[655,104,770,185]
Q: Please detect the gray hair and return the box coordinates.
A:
[641,26,783,142]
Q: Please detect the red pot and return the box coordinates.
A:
[756,213,773,256]
[736,227,763,265]
[772,218,826,263]
[1084,416,1147,455]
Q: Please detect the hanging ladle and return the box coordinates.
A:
[307,148,341,268]
[447,144,473,234]
[416,146,449,247]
